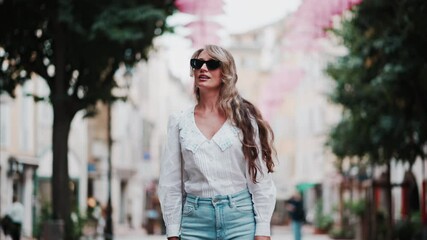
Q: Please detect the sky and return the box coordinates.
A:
[220,0,302,33]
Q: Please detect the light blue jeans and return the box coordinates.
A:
[291,221,302,240]
[181,189,255,240]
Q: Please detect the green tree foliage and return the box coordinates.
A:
[0,0,176,238]
[326,0,427,239]
[327,0,427,167]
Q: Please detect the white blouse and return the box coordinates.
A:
[158,105,277,237]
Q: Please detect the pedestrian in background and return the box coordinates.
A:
[3,195,24,240]
[158,44,277,240]
[286,191,305,240]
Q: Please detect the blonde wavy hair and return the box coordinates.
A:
[191,45,276,183]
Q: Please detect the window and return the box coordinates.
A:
[0,103,11,148]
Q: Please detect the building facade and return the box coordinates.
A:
[0,75,89,237]
[86,37,193,232]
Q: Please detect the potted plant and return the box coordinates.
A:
[329,226,355,239]
[313,200,334,234]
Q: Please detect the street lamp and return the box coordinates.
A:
[7,157,23,178]
[104,100,113,240]
[104,64,133,240]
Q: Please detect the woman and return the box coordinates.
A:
[159,45,276,240]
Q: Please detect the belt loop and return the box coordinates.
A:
[195,197,199,209]
[227,195,234,208]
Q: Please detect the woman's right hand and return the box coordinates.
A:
[167,237,179,240]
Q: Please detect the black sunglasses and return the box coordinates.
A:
[190,59,221,70]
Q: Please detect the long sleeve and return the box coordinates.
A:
[246,121,277,237]
[158,113,183,237]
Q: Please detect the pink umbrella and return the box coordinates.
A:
[260,67,305,120]
[185,21,223,32]
[187,32,221,49]
[175,0,224,15]
[175,0,224,48]
[284,0,362,52]
[184,20,222,47]
[260,0,363,118]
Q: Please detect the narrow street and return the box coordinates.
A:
[115,225,331,240]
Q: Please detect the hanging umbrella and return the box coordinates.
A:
[260,0,364,116]
[175,0,224,48]
[175,0,224,16]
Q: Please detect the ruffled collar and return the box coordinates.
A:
[177,105,240,153]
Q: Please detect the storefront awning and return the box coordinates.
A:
[296,182,316,192]
[12,156,39,167]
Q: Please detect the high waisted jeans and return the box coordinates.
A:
[181,189,255,240]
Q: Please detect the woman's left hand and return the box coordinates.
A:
[255,236,271,240]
